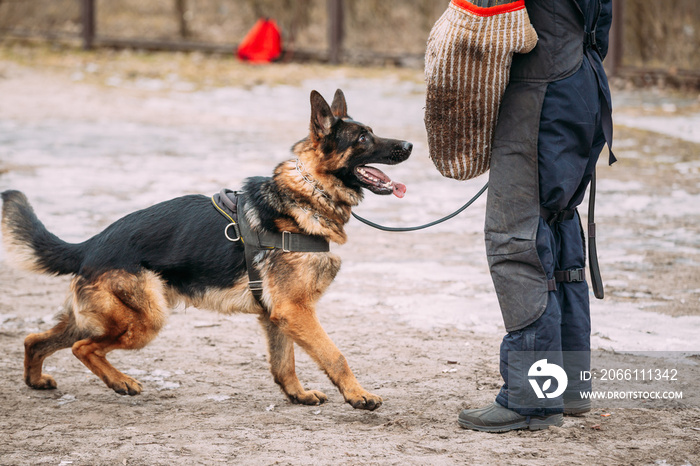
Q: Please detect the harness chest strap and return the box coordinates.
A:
[212,189,330,301]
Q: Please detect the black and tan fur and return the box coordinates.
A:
[1,90,412,410]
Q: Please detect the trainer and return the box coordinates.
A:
[458,0,615,432]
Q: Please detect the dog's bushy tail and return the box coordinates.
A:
[1,190,84,275]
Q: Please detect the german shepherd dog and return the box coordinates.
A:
[1,89,411,411]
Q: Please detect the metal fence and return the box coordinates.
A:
[0,0,698,83]
[0,0,445,65]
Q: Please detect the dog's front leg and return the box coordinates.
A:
[258,313,328,406]
[269,302,382,411]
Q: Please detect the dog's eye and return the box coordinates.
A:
[358,134,368,144]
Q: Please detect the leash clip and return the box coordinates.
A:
[224,222,242,242]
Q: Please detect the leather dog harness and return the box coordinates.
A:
[211,189,330,303]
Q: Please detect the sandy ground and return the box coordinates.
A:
[1,47,699,465]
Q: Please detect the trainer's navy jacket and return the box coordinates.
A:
[485,0,613,331]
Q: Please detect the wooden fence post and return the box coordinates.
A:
[328,0,344,64]
[175,0,189,39]
[81,0,95,50]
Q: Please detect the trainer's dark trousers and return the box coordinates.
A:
[495,57,606,416]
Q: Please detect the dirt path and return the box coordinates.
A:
[1,47,699,465]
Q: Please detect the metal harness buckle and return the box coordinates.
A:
[282,231,292,252]
[248,280,264,292]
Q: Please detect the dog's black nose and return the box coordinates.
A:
[403,142,413,153]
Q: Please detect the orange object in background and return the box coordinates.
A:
[236,18,282,63]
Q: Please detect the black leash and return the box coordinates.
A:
[351,182,488,232]
[353,177,605,300]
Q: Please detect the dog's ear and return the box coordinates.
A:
[310,90,336,140]
[330,89,348,118]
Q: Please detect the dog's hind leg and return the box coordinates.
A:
[258,313,328,406]
[71,338,145,396]
[69,270,168,395]
[24,302,87,390]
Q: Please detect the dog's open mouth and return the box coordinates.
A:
[355,166,406,198]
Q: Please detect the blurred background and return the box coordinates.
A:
[0,0,698,87]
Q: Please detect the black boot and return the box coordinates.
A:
[458,402,563,433]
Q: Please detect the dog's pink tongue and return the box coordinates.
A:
[393,182,407,198]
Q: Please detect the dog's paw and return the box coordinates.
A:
[111,376,143,396]
[26,374,57,390]
[290,389,328,406]
[347,392,383,411]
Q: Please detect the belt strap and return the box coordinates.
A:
[554,268,585,283]
[583,0,616,167]
[540,169,604,299]
[547,267,586,292]
[540,206,576,226]
[588,169,604,298]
